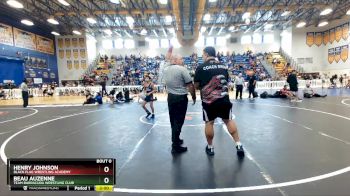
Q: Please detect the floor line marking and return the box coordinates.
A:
[0,109,107,164]
[0,108,38,124]
[116,124,157,177]
[318,132,350,145]
[222,125,288,196]
[341,99,350,107]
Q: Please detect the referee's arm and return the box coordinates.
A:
[182,68,196,104]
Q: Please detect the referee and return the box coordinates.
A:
[20,79,29,108]
[163,46,196,154]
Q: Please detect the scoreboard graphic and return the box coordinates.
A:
[7,158,116,192]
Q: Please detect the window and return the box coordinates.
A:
[195,36,205,47]
[102,39,113,49]
[114,39,123,49]
[124,39,135,49]
[206,37,215,46]
[263,34,274,44]
[148,39,159,48]
[241,35,251,44]
[216,37,226,46]
[161,39,169,48]
[253,34,262,44]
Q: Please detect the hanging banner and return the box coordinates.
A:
[31,57,37,68]
[341,45,349,62]
[50,72,56,78]
[342,23,349,40]
[59,49,64,59]
[328,48,334,64]
[36,35,54,54]
[81,60,87,69]
[58,38,63,48]
[13,28,36,50]
[74,60,79,69]
[65,38,71,48]
[0,22,14,46]
[329,28,335,43]
[79,38,85,47]
[315,32,323,46]
[43,72,49,78]
[72,38,78,48]
[323,30,329,45]
[335,26,342,42]
[66,49,71,59]
[67,60,72,70]
[80,49,86,58]
[73,49,79,59]
[306,32,314,47]
[334,47,341,63]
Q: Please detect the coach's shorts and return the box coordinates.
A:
[202,101,233,122]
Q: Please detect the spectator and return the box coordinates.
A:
[303,84,327,98]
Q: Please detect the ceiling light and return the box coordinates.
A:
[159,0,167,4]
[57,0,70,6]
[200,26,207,33]
[109,0,120,4]
[126,16,134,25]
[318,21,328,27]
[6,0,23,9]
[347,9,350,15]
[242,12,250,19]
[225,34,231,39]
[169,28,175,34]
[47,18,59,25]
[296,21,306,28]
[104,29,112,35]
[203,14,211,21]
[229,26,235,31]
[245,18,250,25]
[209,0,217,2]
[73,30,81,35]
[140,29,147,35]
[165,15,172,23]
[21,19,34,26]
[265,24,273,29]
[281,10,290,17]
[320,8,332,16]
[87,17,97,24]
[51,31,60,36]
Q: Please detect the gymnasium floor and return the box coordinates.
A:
[0,89,350,196]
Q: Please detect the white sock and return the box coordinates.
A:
[208,144,213,149]
[236,141,242,146]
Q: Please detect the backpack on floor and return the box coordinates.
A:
[253,91,259,98]
[260,91,268,99]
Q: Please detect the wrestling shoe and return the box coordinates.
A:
[205,145,215,156]
[171,146,188,154]
[236,145,245,157]
[150,114,155,119]
[146,112,151,118]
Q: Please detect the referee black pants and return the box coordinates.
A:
[236,85,243,99]
[22,91,28,108]
[167,93,188,147]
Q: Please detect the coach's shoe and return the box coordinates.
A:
[146,112,151,118]
[236,145,245,158]
[171,146,188,154]
[205,145,215,156]
[150,114,155,119]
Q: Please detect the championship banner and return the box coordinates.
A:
[306,32,314,47]
[58,38,63,48]
[81,60,87,69]
[65,38,71,48]
[334,47,341,63]
[79,38,85,47]
[73,49,79,59]
[80,49,86,58]
[0,22,14,46]
[342,23,349,40]
[335,26,342,42]
[36,35,54,54]
[66,49,71,59]
[341,45,349,62]
[328,48,334,64]
[329,28,335,43]
[31,58,37,68]
[43,72,49,78]
[13,28,36,50]
[323,30,329,45]
[74,60,79,69]
[59,50,64,59]
[67,60,72,70]
[72,38,78,48]
[50,72,56,78]
[315,32,323,46]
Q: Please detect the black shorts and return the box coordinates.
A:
[145,94,154,102]
[202,100,233,122]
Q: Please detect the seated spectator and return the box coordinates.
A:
[95,92,103,104]
[108,88,116,103]
[280,85,296,99]
[83,91,96,105]
[0,87,5,99]
[303,84,327,98]
[346,76,350,88]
